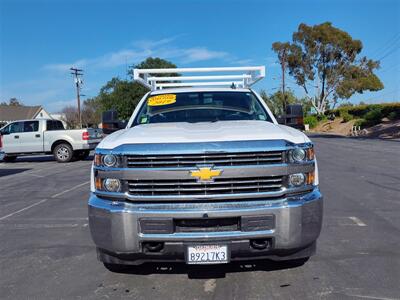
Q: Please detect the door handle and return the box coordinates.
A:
[35,134,41,138]
[14,135,19,139]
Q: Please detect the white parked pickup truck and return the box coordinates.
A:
[88,67,323,271]
[0,119,102,162]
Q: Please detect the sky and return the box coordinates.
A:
[0,0,399,113]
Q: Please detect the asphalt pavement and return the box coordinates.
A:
[0,135,399,299]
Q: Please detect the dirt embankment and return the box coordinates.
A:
[363,119,400,139]
[311,118,356,135]
[310,118,400,140]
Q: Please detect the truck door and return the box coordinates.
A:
[19,120,43,153]
[1,121,24,153]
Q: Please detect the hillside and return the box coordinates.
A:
[310,118,400,140]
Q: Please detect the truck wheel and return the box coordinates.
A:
[53,143,73,163]
[3,155,17,162]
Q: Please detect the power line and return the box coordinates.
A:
[370,32,400,58]
[378,45,400,61]
[378,60,400,73]
[375,33,400,61]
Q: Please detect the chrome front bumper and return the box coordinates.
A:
[88,188,323,259]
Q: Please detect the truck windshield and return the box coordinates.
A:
[134,91,272,125]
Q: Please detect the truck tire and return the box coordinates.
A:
[53,143,73,163]
[3,155,17,162]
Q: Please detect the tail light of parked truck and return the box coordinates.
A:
[82,131,89,141]
[0,134,4,161]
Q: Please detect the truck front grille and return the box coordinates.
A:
[127,176,284,196]
[126,151,284,168]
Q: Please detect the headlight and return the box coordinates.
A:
[289,173,306,186]
[103,154,117,167]
[103,178,121,192]
[289,148,306,162]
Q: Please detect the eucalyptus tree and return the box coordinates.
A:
[273,22,383,114]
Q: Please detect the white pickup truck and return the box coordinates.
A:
[88,67,323,271]
[0,119,102,162]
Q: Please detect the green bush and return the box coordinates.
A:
[338,108,349,117]
[304,115,318,128]
[317,114,327,122]
[353,119,368,129]
[388,111,398,120]
[364,108,383,126]
[341,111,353,122]
[328,102,400,119]
[327,102,400,128]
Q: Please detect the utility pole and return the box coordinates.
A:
[280,48,287,124]
[70,67,83,128]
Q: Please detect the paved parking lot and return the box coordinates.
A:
[0,135,399,299]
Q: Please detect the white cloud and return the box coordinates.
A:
[133,36,180,50]
[42,37,235,72]
[230,58,255,66]
[95,49,151,68]
[0,76,76,113]
[43,59,88,72]
[180,47,229,63]
[46,99,77,113]
[5,37,255,112]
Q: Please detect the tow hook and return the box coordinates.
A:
[250,239,271,250]
[143,242,164,252]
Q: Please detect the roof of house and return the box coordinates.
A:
[0,105,43,122]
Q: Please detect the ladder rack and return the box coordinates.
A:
[133,66,265,91]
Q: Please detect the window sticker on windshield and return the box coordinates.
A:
[258,114,266,120]
[140,116,148,124]
[148,94,176,106]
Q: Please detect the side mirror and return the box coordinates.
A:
[276,105,305,130]
[276,115,286,125]
[102,110,126,134]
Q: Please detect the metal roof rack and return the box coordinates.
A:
[133,66,265,91]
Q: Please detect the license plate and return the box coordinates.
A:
[186,244,229,264]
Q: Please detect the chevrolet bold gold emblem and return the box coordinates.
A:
[190,166,223,182]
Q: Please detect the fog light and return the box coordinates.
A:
[103,178,121,192]
[289,173,305,186]
[103,154,117,167]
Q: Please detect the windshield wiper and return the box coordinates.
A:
[187,119,219,124]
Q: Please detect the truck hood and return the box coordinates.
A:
[99,121,309,149]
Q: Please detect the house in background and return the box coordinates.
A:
[49,113,67,128]
[0,105,52,127]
